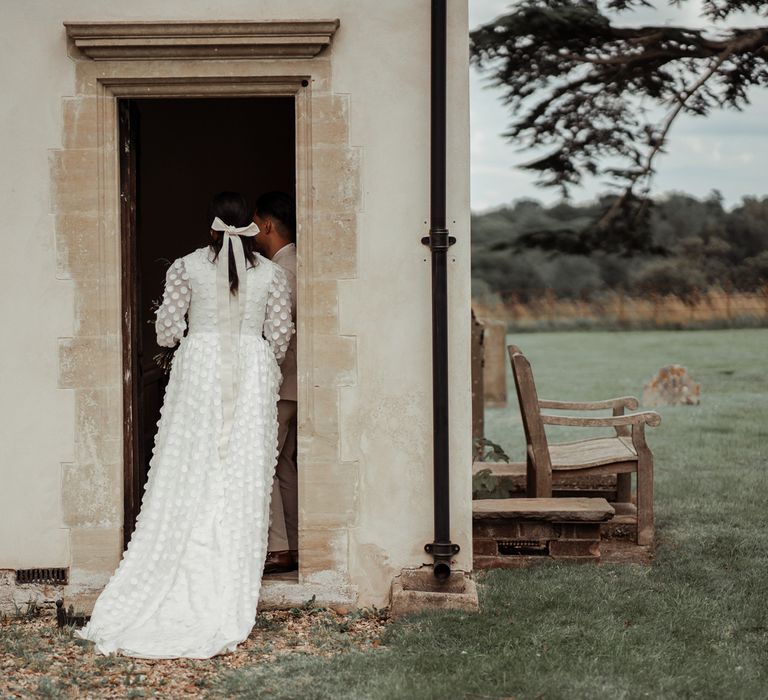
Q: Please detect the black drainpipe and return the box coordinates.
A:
[422,0,458,581]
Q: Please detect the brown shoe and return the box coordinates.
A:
[263,550,297,574]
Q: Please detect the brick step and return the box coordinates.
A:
[473,497,615,568]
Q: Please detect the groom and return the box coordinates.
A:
[253,191,298,574]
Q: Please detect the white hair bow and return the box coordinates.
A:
[210,216,260,238]
[210,216,260,457]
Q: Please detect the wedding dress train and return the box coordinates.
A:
[74,244,293,658]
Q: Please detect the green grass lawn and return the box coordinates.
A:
[214,329,768,699]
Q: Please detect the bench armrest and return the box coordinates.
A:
[541,411,661,428]
[538,396,639,411]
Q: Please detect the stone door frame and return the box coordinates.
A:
[54,22,360,607]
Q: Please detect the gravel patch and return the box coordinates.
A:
[1,599,389,698]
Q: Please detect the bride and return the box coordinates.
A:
[74,191,294,659]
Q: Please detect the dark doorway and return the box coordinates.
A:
[119,96,296,548]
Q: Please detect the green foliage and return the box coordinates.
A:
[0,597,43,623]
[472,468,513,500]
[633,259,708,304]
[472,437,510,463]
[289,594,322,618]
[252,613,283,632]
[472,192,768,300]
[736,250,768,290]
[473,440,515,498]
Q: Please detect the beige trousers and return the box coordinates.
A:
[267,399,298,552]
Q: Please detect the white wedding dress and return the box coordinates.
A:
[74,245,294,659]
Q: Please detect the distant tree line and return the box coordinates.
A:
[472,191,768,304]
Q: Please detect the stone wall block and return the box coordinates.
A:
[313,147,361,215]
[58,337,120,389]
[312,334,357,387]
[55,212,100,279]
[301,430,339,462]
[307,280,339,334]
[62,462,121,528]
[62,97,99,150]
[312,216,356,279]
[301,482,356,528]
[312,94,349,146]
[75,389,121,466]
[308,386,339,435]
[301,461,358,528]
[50,149,99,213]
[73,277,118,337]
[73,62,100,97]
[299,528,349,575]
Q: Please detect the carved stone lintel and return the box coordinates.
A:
[64,20,340,61]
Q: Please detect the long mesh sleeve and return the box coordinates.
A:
[155,258,191,348]
[263,264,295,364]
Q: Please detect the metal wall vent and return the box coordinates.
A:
[15,568,69,585]
[497,540,549,556]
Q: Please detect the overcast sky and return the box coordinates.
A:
[468,1,768,211]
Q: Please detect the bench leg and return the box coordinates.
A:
[636,461,654,546]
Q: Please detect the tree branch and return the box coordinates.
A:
[469,1,768,252]
[596,28,765,231]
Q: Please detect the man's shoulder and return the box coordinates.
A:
[255,253,292,283]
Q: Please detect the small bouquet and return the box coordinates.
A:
[153,346,177,375]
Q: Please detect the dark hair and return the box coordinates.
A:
[208,191,257,294]
[254,191,296,243]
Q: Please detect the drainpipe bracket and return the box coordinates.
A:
[421,228,456,251]
[424,542,461,557]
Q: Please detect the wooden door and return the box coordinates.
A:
[119,99,144,550]
[120,100,174,550]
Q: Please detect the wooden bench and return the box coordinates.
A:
[473,497,615,568]
[508,345,661,545]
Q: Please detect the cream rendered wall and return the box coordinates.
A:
[0,0,471,607]
[334,5,473,600]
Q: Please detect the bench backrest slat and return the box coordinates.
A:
[508,345,553,497]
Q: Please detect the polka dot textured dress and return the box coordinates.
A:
[74,246,294,659]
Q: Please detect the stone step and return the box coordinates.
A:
[56,571,340,625]
[473,497,615,522]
